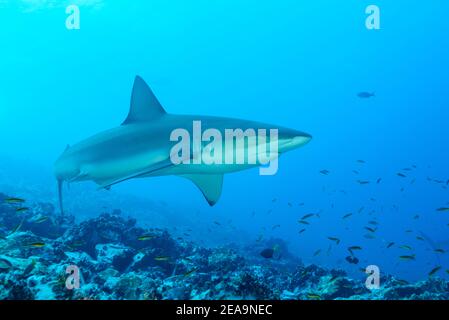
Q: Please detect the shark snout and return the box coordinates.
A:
[278,130,312,152]
[291,132,312,147]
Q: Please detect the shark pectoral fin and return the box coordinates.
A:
[122,76,167,125]
[181,174,224,206]
[97,158,175,189]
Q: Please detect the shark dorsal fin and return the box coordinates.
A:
[182,174,224,206]
[122,76,166,125]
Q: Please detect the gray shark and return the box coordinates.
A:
[54,76,311,213]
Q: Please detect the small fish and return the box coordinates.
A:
[298,228,306,234]
[357,92,375,98]
[413,215,420,220]
[25,242,45,248]
[428,266,441,277]
[320,169,330,175]
[434,249,445,254]
[436,207,449,212]
[399,245,413,250]
[364,226,376,233]
[22,259,37,276]
[0,258,13,270]
[301,213,315,220]
[357,160,366,164]
[298,220,310,225]
[15,207,29,213]
[397,173,406,178]
[154,256,170,261]
[137,235,156,241]
[416,236,425,241]
[353,170,359,175]
[368,220,378,226]
[183,268,198,277]
[67,240,85,249]
[364,234,376,239]
[9,219,24,236]
[358,207,365,213]
[357,180,370,185]
[395,279,409,286]
[4,197,25,204]
[342,213,353,219]
[399,255,415,261]
[345,255,359,264]
[327,237,340,245]
[386,242,395,249]
[313,249,321,257]
[329,275,340,283]
[272,224,281,230]
[306,293,321,300]
[348,246,362,252]
[376,178,382,184]
[33,216,49,224]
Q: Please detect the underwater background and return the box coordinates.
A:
[1,0,449,299]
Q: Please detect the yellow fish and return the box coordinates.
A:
[25,242,46,248]
[184,268,198,277]
[399,255,415,261]
[34,216,49,223]
[137,235,156,241]
[4,197,25,204]
[154,256,170,261]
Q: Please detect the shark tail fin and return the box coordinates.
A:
[181,174,224,206]
[58,179,64,216]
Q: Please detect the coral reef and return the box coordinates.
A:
[1,192,448,300]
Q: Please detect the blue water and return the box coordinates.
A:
[1,0,449,282]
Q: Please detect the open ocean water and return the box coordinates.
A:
[0,1,449,301]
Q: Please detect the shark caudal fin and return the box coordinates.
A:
[182,174,224,206]
[57,179,64,216]
[122,76,167,125]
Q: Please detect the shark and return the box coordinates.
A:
[54,76,311,213]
